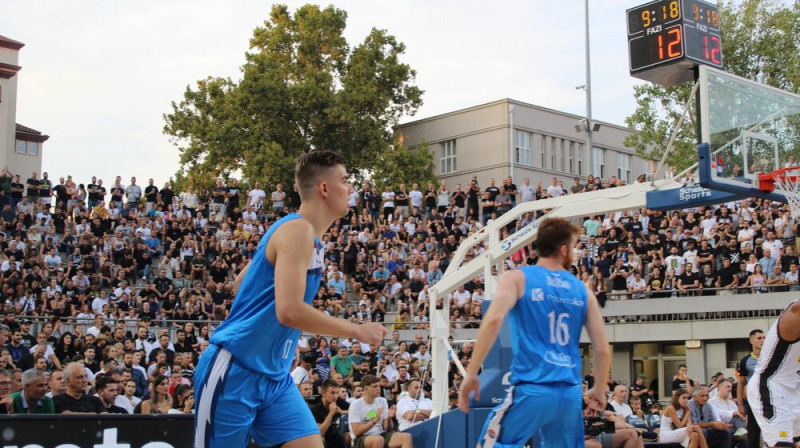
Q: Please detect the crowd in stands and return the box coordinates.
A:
[0,167,785,446]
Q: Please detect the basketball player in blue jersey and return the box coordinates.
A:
[194,150,388,448]
[458,217,610,448]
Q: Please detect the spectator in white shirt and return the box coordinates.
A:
[397,378,432,431]
[609,384,633,418]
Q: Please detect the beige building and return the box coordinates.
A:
[396,98,647,191]
[0,35,47,179]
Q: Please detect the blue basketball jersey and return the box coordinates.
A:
[508,266,587,385]
[209,213,323,380]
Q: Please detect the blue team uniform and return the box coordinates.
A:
[194,213,324,448]
[478,266,588,448]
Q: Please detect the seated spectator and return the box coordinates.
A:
[349,374,412,448]
[672,364,695,394]
[135,374,171,414]
[688,386,732,448]
[53,362,105,414]
[707,379,747,438]
[167,384,194,415]
[609,384,632,418]
[10,368,55,414]
[658,388,706,447]
[95,374,128,414]
[743,263,768,294]
[397,378,431,431]
[310,379,349,448]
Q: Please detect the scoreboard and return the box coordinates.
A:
[627,0,722,86]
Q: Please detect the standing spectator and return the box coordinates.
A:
[10,368,54,414]
[270,183,286,212]
[349,374,412,448]
[247,181,266,210]
[211,179,227,217]
[494,186,512,217]
[144,179,159,212]
[227,179,241,213]
[546,177,563,198]
[736,329,764,448]
[26,171,40,202]
[125,177,142,207]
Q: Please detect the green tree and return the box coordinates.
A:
[164,4,423,191]
[624,0,800,173]
[369,142,436,189]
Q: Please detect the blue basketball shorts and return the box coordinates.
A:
[194,344,318,448]
[478,382,584,448]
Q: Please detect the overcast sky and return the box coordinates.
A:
[4,0,649,186]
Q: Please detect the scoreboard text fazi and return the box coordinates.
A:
[627,0,722,86]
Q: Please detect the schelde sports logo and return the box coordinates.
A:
[499,223,538,252]
[530,288,544,301]
[679,185,712,202]
[544,350,575,367]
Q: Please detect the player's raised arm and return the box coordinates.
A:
[778,299,800,341]
[271,219,386,346]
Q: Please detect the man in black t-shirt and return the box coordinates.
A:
[677,263,699,296]
[159,182,175,209]
[144,179,159,212]
[309,379,349,448]
[25,172,39,200]
[716,257,738,294]
[697,264,716,296]
[53,363,106,414]
[671,364,695,393]
[39,172,52,210]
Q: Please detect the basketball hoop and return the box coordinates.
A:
[759,166,800,218]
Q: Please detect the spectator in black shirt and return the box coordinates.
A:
[716,258,738,295]
[25,172,39,200]
[95,375,128,414]
[310,379,349,448]
[677,263,700,296]
[53,362,105,414]
[697,264,716,296]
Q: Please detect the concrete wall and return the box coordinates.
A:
[0,46,20,171]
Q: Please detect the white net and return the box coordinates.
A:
[774,173,800,219]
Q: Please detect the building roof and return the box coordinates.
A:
[16,123,50,143]
[0,35,24,51]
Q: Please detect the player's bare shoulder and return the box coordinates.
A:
[266,217,315,265]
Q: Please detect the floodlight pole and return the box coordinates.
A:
[584,0,595,178]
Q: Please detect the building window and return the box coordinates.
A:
[439,140,456,174]
[568,142,574,174]
[16,140,26,154]
[558,139,565,173]
[550,137,556,170]
[535,134,545,168]
[592,147,606,178]
[577,143,583,175]
[515,130,532,165]
[28,142,39,156]
[618,152,631,184]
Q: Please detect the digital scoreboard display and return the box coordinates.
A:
[627,0,722,86]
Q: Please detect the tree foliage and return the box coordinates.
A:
[369,142,436,190]
[624,0,800,173]
[164,4,423,191]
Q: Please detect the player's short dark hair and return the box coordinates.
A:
[295,150,347,196]
[749,329,764,337]
[536,218,580,257]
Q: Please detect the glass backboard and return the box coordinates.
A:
[699,66,800,195]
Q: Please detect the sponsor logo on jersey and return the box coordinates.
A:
[546,275,572,289]
[549,295,583,307]
[487,429,497,439]
[779,430,789,438]
[544,350,575,367]
[530,288,544,301]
